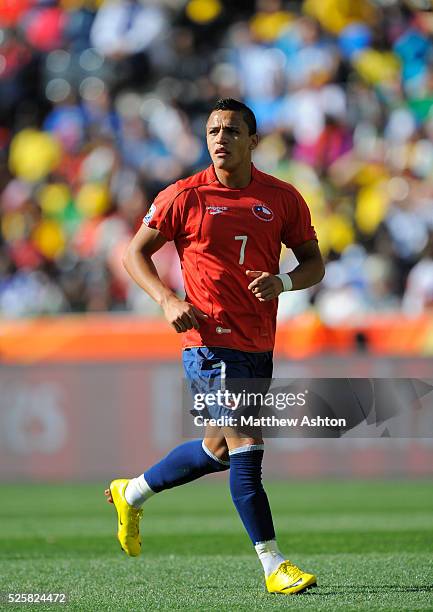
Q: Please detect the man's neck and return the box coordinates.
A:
[214,163,253,189]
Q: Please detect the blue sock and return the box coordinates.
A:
[144,440,229,493]
[229,446,275,544]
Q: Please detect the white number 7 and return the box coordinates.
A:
[234,235,248,265]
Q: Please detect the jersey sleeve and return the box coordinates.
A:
[142,183,183,241]
[281,186,317,249]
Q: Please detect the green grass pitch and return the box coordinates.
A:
[0,479,432,611]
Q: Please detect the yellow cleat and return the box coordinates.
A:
[108,479,142,557]
[266,560,317,595]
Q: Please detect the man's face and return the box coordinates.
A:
[206,110,258,172]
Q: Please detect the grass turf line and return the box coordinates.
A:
[0,480,432,611]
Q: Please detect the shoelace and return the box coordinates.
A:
[279,561,303,582]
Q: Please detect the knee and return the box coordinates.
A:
[203,438,229,463]
[228,437,264,453]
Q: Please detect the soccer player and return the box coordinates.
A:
[105,98,325,595]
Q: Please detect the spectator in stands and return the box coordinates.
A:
[0,0,432,319]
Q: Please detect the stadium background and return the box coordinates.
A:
[1,0,433,481]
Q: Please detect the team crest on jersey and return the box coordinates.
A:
[144,203,156,225]
[252,203,274,222]
[206,205,228,215]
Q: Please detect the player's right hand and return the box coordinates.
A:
[161,295,208,333]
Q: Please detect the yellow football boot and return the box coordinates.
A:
[266,560,317,594]
[107,479,142,557]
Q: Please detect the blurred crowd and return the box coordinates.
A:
[0,0,433,323]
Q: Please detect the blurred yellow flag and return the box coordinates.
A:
[354,49,400,85]
[250,10,293,42]
[327,214,355,253]
[356,182,388,235]
[76,182,110,218]
[9,129,61,182]
[186,0,222,24]
[32,219,66,259]
[38,183,71,216]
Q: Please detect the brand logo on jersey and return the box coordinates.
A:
[207,206,228,215]
[144,203,156,225]
[252,203,274,222]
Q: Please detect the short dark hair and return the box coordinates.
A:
[210,98,257,136]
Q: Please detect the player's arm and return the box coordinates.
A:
[247,239,324,302]
[287,239,325,290]
[123,224,207,332]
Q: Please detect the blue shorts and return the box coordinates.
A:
[182,346,273,421]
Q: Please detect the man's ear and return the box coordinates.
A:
[249,134,259,150]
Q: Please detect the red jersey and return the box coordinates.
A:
[144,163,317,352]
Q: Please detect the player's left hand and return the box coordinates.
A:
[246,270,283,302]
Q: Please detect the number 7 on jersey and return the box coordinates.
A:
[234,235,248,265]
